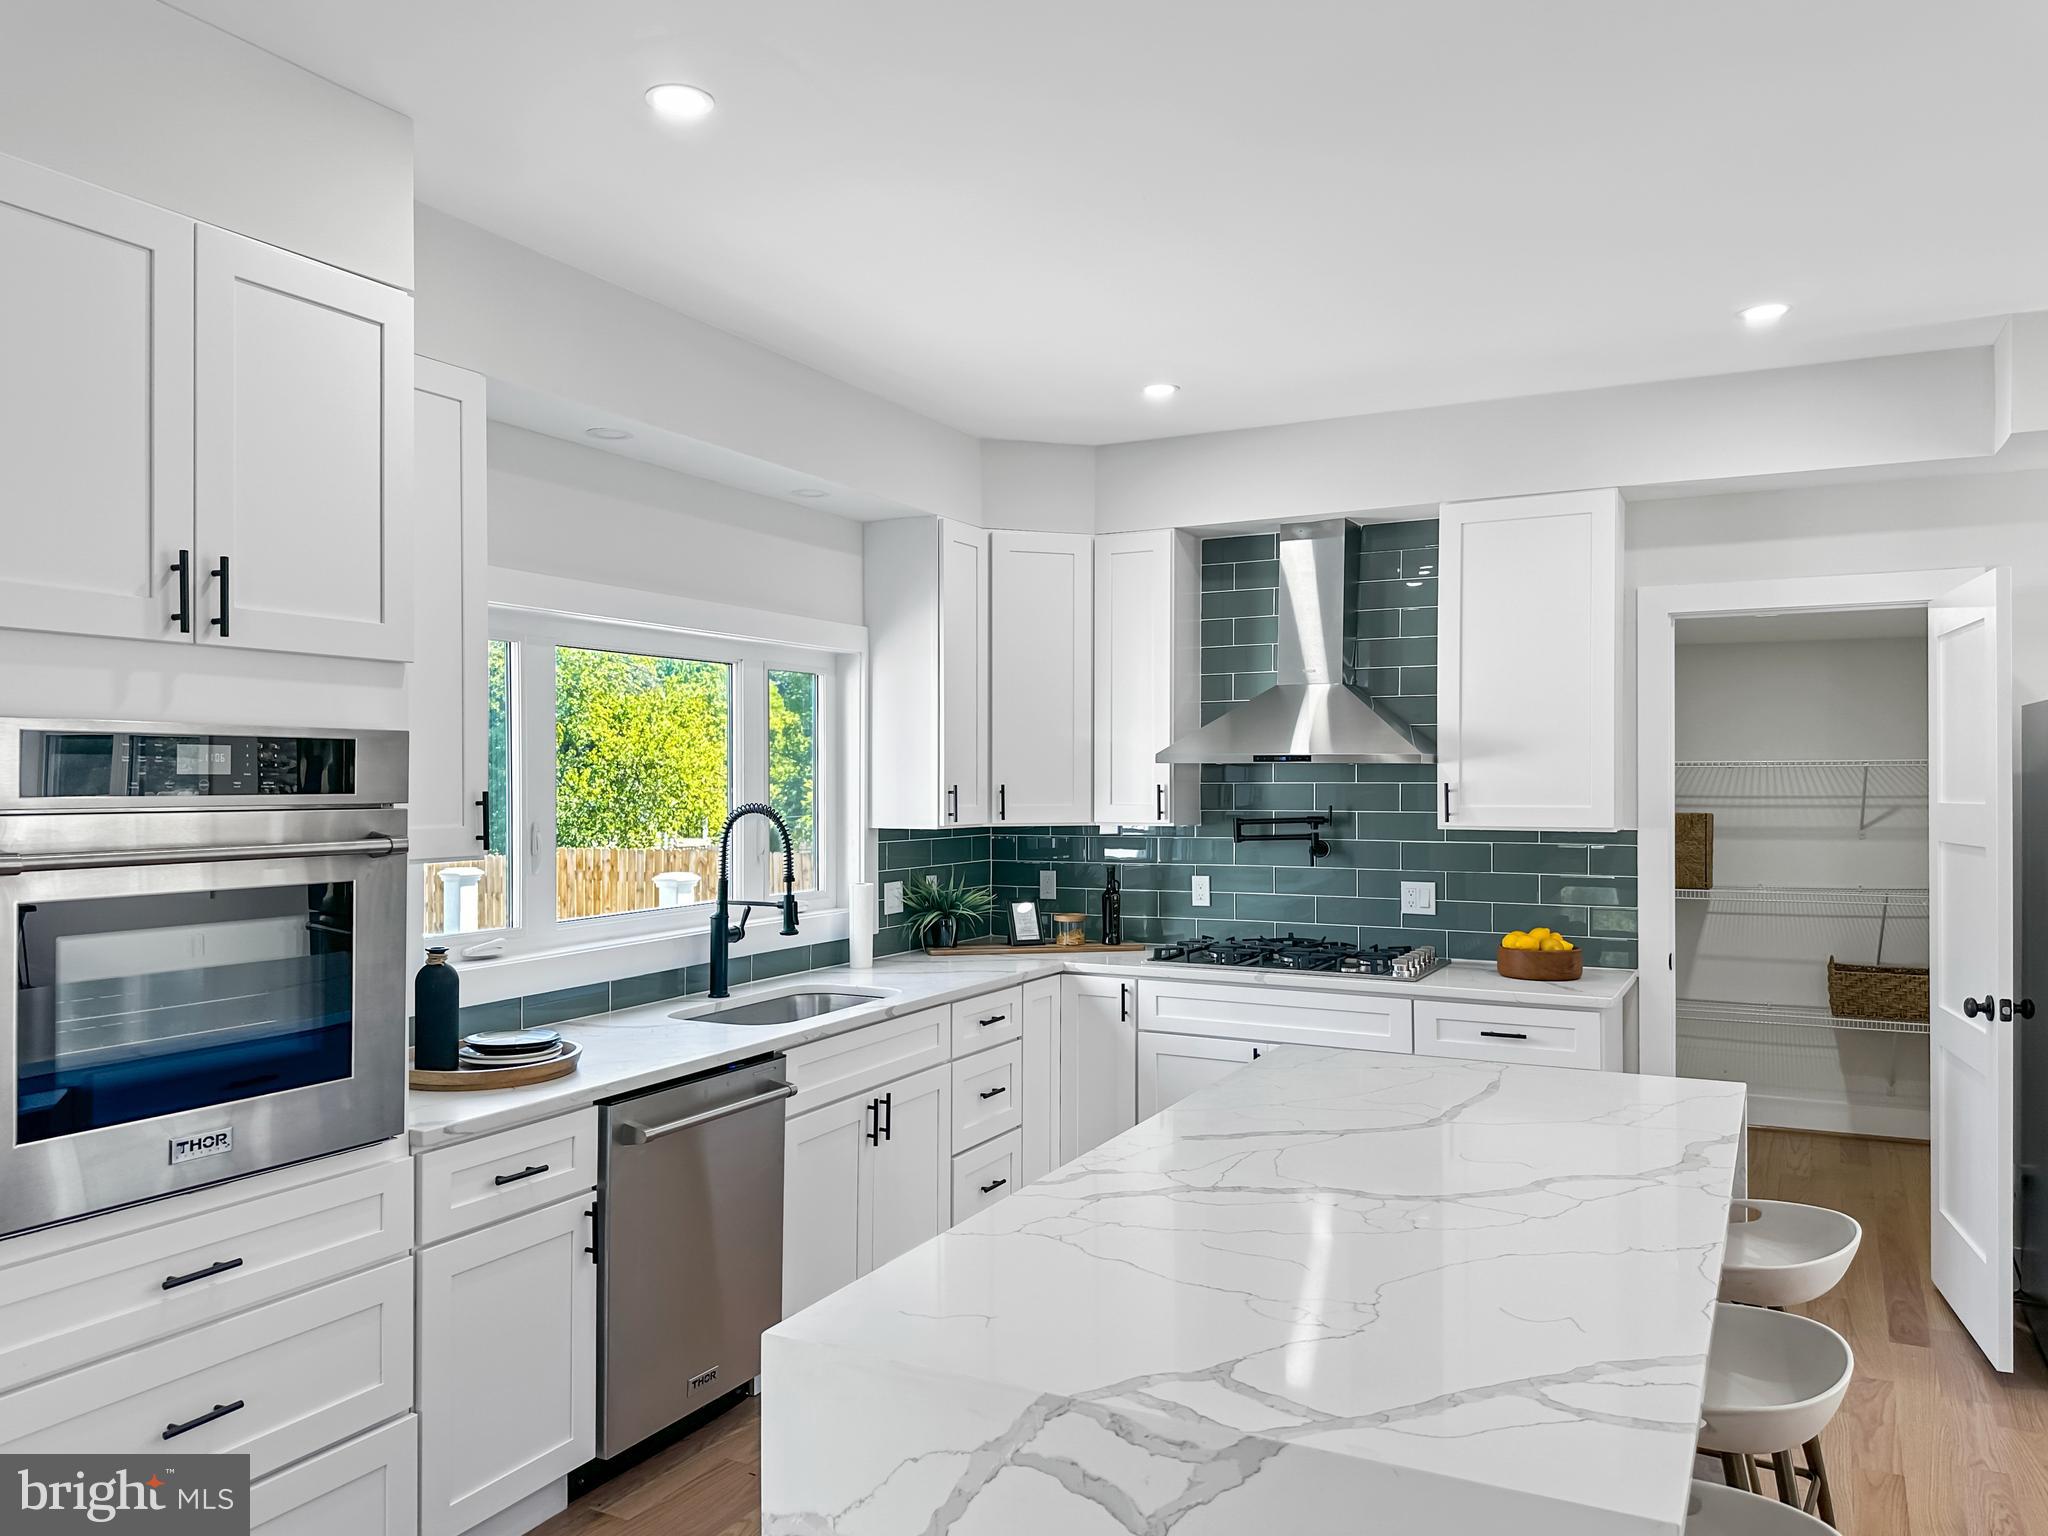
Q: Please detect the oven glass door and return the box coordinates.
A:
[15,880,357,1144]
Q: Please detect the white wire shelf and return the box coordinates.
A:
[1674,884,1929,914]
[1674,758,1928,835]
[1677,997,1929,1036]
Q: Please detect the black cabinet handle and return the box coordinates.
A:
[948,785,959,822]
[494,1163,549,1186]
[170,549,192,633]
[1119,983,1129,1022]
[164,1400,243,1440]
[999,784,1006,820]
[1964,995,1996,1020]
[1252,1047,1262,1059]
[209,555,231,638]
[881,1091,893,1142]
[979,1177,1007,1195]
[978,1085,1008,1100]
[979,1014,1004,1027]
[866,1098,881,1146]
[584,1203,599,1261]
[476,789,490,845]
[1480,1030,1528,1041]
[162,1257,243,1291]
[1156,784,1165,820]
[1442,782,1452,821]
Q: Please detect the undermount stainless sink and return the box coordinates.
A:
[674,990,883,1027]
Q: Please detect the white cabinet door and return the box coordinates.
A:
[990,531,1092,823]
[938,520,991,826]
[1412,998,1613,1071]
[1060,975,1137,1161]
[416,1196,596,1536]
[1018,976,1062,1183]
[782,1092,868,1318]
[408,357,489,862]
[1138,1033,1261,1118]
[1437,488,1626,830]
[194,226,413,661]
[1094,530,1200,825]
[250,1416,417,1536]
[951,1129,1024,1226]
[0,154,193,643]
[864,1062,952,1275]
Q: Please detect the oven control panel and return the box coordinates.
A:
[20,731,358,799]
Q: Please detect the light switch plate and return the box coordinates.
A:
[1192,874,1211,908]
[1401,880,1437,916]
[883,880,904,915]
[1039,869,1058,899]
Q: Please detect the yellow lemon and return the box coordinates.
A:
[1530,927,1553,940]
[1502,931,1534,950]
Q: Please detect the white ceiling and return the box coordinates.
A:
[175,1,2048,445]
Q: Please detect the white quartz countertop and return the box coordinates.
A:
[407,952,1636,1148]
[762,1048,1744,1536]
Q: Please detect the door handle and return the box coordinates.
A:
[209,554,231,638]
[1442,782,1452,821]
[162,1256,243,1290]
[1964,995,1996,1020]
[170,549,193,634]
[164,1400,243,1440]
[880,1090,893,1142]
[617,1084,797,1143]
[2020,999,2038,1021]
[866,1097,881,1146]
[585,1203,599,1261]
[476,789,490,845]
[1120,983,1129,1022]
[999,783,1006,820]
[1480,1030,1529,1041]
[1156,783,1165,820]
[1252,1047,1261,1059]
[978,1085,1008,1100]
[978,1014,1004,1027]
[948,785,959,821]
[493,1163,549,1186]
[979,1177,1007,1194]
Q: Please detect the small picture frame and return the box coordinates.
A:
[1007,901,1043,946]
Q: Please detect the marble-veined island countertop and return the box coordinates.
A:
[762,1047,1745,1536]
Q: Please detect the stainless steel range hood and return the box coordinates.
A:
[1157,519,1433,765]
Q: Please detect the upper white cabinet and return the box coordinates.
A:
[1093,530,1200,825]
[990,531,1093,823]
[408,358,490,862]
[1436,488,1630,831]
[195,227,413,661]
[868,517,991,827]
[0,153,412,663]
[0,154,192,643]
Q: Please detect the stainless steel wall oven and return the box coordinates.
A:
[0,719,408,1236]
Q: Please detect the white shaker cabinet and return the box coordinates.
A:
[1017,976,1062,1183]
[1436,488,1629,831]
[1059,975,1137,1161]
[990,531,1093,824]
[1138,1033,1262,1118]
[0,153,193,643]
[408,358,491,862]
[1094,530,1201,825]
[867,517,990,827]
[194,226,414,662]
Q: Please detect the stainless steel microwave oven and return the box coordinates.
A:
[0,719,409,1236]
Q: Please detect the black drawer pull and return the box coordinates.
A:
[494,1163,550,1186]
[978,1085,1008,1100]
[162,1257,244,1291]
[164,1400,243,1440]
[1479,1030,1528,1041]
[979,1015,1004,1026]
[979,1178,1007,1194]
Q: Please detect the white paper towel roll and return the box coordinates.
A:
[849,881,877,968]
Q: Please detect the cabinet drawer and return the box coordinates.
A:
[952,1130,1023,1225]
[0,1258,412,1480]
[784,1006,950,1110]
[0,1150,411,1392]
[1413,1000,1610,1071]
[250,1414,417,1536]
[1141,977,1414,1053]
[950,987,1022,1054]
[416,1107,598,1246]
[951,1040,1023,1152]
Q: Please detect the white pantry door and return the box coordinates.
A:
[1928,568,2016,1371]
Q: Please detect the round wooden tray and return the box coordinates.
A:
[1496,945,1584,982]
[409,1040,582,1092]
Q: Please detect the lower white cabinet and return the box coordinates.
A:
[1018,977,1062,1183]
[952,1129,1024,1225]
[1138,1033,1263,1118]
[1412,997,1617,1071]
[416,1194,596,1536]
[251,1415,418,1536]
[1139,975,1413,1053]
[1060,975,1137,1162]
[951,1040,1022,1151]
[782,1062,952,1318]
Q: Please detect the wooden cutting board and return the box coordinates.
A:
[409,1040,582,1091]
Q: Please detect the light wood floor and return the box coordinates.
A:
[536,1129,2048,1536]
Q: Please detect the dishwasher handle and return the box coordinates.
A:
[616,1082,796,1144]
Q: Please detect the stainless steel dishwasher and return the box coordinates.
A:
[596,1055,793,1458]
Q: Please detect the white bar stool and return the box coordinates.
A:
[1699,1302,1853,1525]
[1686,1477,1832,1533]
[1720,1201,1862,1308]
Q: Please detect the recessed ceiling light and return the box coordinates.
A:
[1141,382,1180,402]
[645,83,716,122]
[1739,301,1790,328]
[585,426,632,441]
[790,488,827,498]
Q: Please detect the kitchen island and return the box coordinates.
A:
[762,1045,1745,1535]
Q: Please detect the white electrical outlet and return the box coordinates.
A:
[883,880,904,915]
[1192,874,1211,908]
[1039,869,1058,899]
[1401,880,1437,916]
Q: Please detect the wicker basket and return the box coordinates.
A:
[1826,957,1930,1023]
[1675,812,1714,890]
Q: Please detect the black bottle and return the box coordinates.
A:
[1101,864,1123,946]
[414,946,461,1071]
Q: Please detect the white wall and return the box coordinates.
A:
[0,0,413,287]
[487,424,865,625]
[980,440,1096,532]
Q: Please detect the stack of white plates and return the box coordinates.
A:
[459,1027,565,1069]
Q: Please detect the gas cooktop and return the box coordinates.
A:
[1149,934,1447,980]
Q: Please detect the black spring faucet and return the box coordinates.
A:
[708,802,799,999]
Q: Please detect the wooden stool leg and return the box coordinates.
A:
[1804,1437,1836,1527]
[1771,1450,1800,1505]
[1718,1452,1746,1489]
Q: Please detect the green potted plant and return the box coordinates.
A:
[901,874,994,951]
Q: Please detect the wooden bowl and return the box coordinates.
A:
[1497,944,1584,982]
